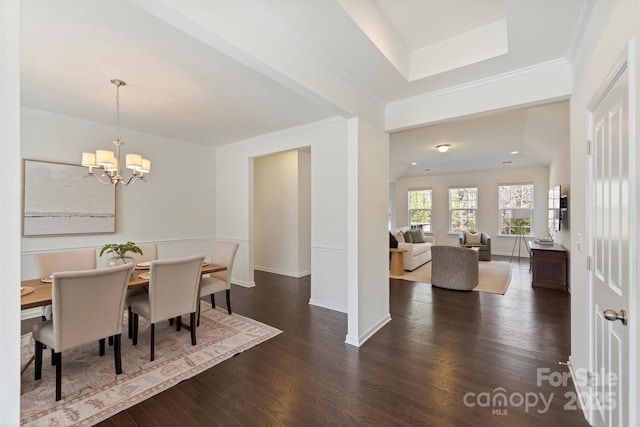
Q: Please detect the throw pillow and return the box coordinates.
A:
[389,232,398,248]
[465,231,482,244]
[402,231,413,243]
[409,229,425,243]
[394,231,405,243]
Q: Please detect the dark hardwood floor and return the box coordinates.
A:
[46,257,589,426]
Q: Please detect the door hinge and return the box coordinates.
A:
[587,140,592,155]
[586,255,592,271]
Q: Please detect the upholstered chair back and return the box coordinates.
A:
[209,242,239,287]
[35,248,97,277]
[129,243,158,264]
[147,255,205,324]
[49,264,133,352]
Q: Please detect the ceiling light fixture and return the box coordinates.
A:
[511,151,519,154]
[81,79,150,185]
[436,144,451,153]
[411,162,417,165]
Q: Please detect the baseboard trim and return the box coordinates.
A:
[254,266,311,278]
[308,298,346,313]
[231,280,255,288]
[345,313,392,347]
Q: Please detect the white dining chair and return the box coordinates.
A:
[129,254,205,361]
[35,248,97,320]
[124,243,158,338]
[198,242,239,323]
[32,263,133,401]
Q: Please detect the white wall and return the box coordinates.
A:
[394,166,549,256]
[254,150,310,277]
[298,149,312,274]
[20,108,217,281]
[217,118,349,311]
[0,0,22,422]
[570,1,640,424]
[345,118,391,346]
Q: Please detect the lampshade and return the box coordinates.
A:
[81,152,97,167]
[138,158,151,174]
[126,153,142,170]
[96,149,115,167]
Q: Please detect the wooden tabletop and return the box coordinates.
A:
[20,263,227,310]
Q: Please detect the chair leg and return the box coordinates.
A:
[176,316,182,331]
[197,300,201,327]
[108,336,114,346]
[51,348,56,366]
[132,313,139,346]
[169,318,174,326]
[54,352,62,401]
[34,340,43,380]
[128,306,133,339]
[99,338,105,356]
[190,312,196,345]
[114,334,122,375]
[210,294,216,308]
[226,289,232,314]
[150,323,155,361]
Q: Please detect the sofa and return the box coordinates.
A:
[458,231,492,261]
[390,227,435,271]
[431,245,479,291]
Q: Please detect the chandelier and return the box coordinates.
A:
[81,79,150,185]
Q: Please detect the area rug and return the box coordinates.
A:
[390,260,512,294]
[20,302,281,426]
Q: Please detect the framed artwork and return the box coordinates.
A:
[23,159,116,236]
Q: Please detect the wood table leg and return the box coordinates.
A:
[389,249,407,275]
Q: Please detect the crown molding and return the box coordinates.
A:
[565,0,596,64]
[387,58,570,112]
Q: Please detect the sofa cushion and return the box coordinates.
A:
[403,231,413,243]
[389,232,398,248]
[411,243,428,256]
[465,231,482,244]
[409,229,425,243]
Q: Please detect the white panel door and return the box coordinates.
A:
[588,50,633,427]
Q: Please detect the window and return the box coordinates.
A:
[499,184,534,235]
[408,189,432,232]
[449,187,478,232]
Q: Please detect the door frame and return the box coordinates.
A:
[585,40,638,427]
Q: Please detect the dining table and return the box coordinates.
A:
[20,262,227,310]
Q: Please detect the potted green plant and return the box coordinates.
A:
[100,241,143,267]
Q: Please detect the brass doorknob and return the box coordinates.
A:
[603,309,627,325]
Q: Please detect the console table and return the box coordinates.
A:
[528,241,568,290]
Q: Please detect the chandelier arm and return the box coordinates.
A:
[84,173,117,185]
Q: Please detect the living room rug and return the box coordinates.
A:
[20,303,281,426]
[390,260,512,295]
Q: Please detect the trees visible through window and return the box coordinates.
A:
[408,189,432,232]
[449,187,478,232]
[499,184,534,235]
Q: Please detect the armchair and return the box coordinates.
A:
[459,231,491,261]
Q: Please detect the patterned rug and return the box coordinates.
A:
[390,260,513,294]
[20,303,281,426]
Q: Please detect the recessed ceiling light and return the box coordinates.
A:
[502,160,512,164]
[511,151,519,154]
[421,168,430,172]
[436,144,451,153]
[411,162,417,165]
